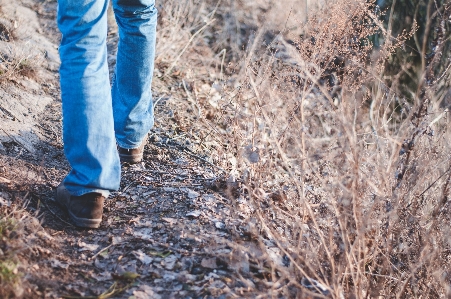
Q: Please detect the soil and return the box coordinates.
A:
[0,1,272,298]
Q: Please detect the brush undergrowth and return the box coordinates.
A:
[0,8,42,82]
[0,207,25,298]
[156,0,451,297]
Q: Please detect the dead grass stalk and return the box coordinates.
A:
[153,0,451,296]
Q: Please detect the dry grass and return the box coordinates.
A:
[155,0,451,297]
[1,0,449,297]
[0,43,43,81]
[0,207,29,299]
[0,9,43,82]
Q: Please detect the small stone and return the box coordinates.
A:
[201,257,217,269]
[186,210,201,218]
[150,134,161,142]
[78,241,99,252]
[186,189,200,199]
[162,254,177,270]
[215,222,225,230]
[191,267,204,275]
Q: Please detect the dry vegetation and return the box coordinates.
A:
[0,4,46,82]
[1,0,450,297]
[0,206,45,298]
[0,208,23,299]
[154,0,451,297]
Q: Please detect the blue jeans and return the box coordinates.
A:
[57,0,157,197]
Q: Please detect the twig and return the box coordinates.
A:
[41,197,75,227]
[155,136,226,173]
[0,176,11,183]
[164,18,216,76]
[182,79,201,116]
[418,165,451,198]
[428,108,448,127]
[218,48,227,81]
[180,147,226,173]
[122,181,135,193]
[153,95,169,111]
[0,104,21,121]
[0,128,35,153]
[90,244,115,261]
[62,281,134,299]
[342,272,399,281]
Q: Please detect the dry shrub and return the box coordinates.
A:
[218,1,451,298]
[0,41,43,81]
[155,0,219,76]
[156,0,451,297]
[0,9,42,82]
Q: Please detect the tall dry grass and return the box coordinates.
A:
[157,0,451,297]
[0,8,43,82]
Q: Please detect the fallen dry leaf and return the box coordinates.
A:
[78,241,99,252]
[162,217,177,225]
[201,257,218,269]
[186,210,201,218]
[49,259,69,270]
[132,250,153,265]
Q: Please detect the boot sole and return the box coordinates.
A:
[68,209,102,228]
[119,153,143,164]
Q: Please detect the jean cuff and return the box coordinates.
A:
[116,135,147,150]
[65,186,110,198]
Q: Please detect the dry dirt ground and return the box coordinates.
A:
[0,1,276,298]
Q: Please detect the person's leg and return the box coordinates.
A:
[58,0,121,197]
[111,0,157,153]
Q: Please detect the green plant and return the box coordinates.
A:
[0,208,25,298]
[0,216,16,237]
[0,260,21,292]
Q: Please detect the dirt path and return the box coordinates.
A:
[37,128,245,299]
[0,1,266,298]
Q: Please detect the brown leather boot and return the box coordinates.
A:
[118,135,147,164]
[56,184,105,228]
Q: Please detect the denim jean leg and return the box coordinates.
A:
[112,0,157,149]
[58,0,121,197]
